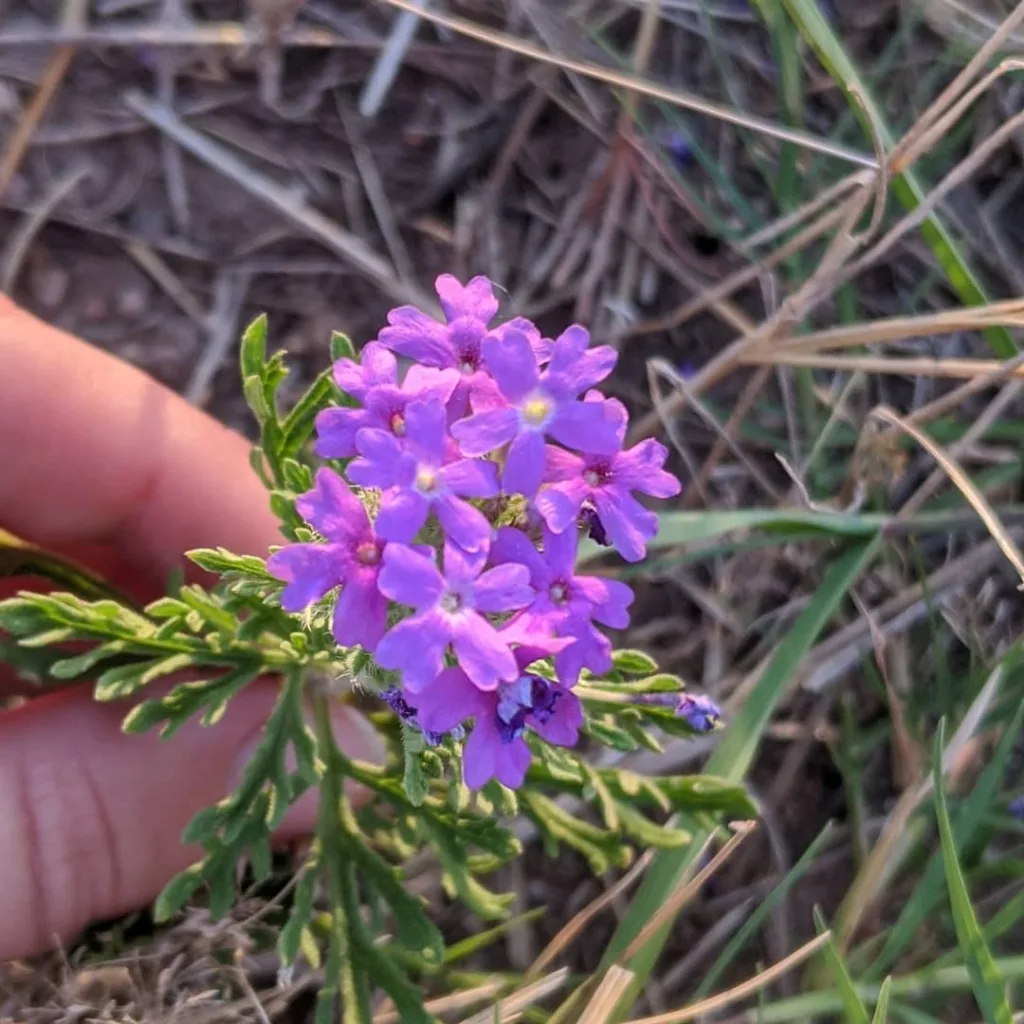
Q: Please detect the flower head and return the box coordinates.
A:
[491,525,633,683]
[413,643,582,789]
[374,541,534,692]
[266,468,387,650]
[451,326,623,497]
[347,398,498,552]
[536,435,681,562]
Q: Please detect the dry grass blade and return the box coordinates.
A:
[122,89,438,313]
[527,850,655,980]
[373,979,506,1024]
[628,932,832,1024]
[458,968,570,1024]
[871,405,1024,589]
[0,0,89,200]
[577,965,637,1024]
[375,0,876,168]
[122,238,207,325]
[738,351,1024,382]
[623,823,757,962]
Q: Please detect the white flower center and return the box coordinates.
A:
[439,591,463,613]
[415,467,439,494]
[521,392,553,427]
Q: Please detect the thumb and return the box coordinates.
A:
[0,679,380,960]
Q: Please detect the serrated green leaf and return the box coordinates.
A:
[353,942,433,1024]
[186,548,276,581]
[933,721,1013,1024]
[94,652,195,701]
[279,371,338,457]
[278,854,320,966]
[585,716,639,752]
[17,627,76,648]
[421,818,514,920]
[402,728,428,807]
[615,801,690,849]
[521,791,629,875]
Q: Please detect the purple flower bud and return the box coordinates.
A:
[1008,796,1024,819]
[580,501,609,547]
[380,685,457,746]
[677,693,721,733]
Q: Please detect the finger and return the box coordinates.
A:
[0,680,381,960]
[0,296,279,583]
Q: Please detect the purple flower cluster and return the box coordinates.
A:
[268,275,681,790]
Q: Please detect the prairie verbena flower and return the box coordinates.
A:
[414,644,582,789]
[270,273,687,789]
[677,693,722,733]
[267,468,387,650]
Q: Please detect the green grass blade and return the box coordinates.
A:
[815,906,871,1024]
[599,537,880,1019]
[871,977,892,1024]
[780,0,1018,359]
[933,720,1013,1024]
[694,822,835,999]
[870,691,1024,976]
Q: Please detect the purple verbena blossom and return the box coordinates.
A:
[377,275,504,416]
[379,685,461,745]
[374,541,534,692]
[451,326,623,497]
[266,468,387,650]
[347,398,498,553]
[535,435,681,562]
[315,342,459,459]
[414,644,582,789]
[677,693,722,733]
[492,525,633,684]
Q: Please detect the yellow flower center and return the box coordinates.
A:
[415,468,439,493]
[522,394,553,426]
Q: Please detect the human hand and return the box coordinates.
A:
[0,296,380,960]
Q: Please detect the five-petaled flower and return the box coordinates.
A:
[492,525,634,684]
[315,342,459,459]
[536,434,681,562]
[452,326,623,497]
[374,541,534,692]
[348,398,498,553]
[414,643,583,789]
[266,468,387,650]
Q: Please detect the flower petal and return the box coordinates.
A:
[296,468,370,542]
[314,406,370,459]
[473,563,533,613]
[451,407,518,457]
[613,439,682,498]
[375,613,449,693]
[452,613,518,689]
[534,484,587,534]
[572,575,634,629]
[593,488,657,563]
[463,715,502,789]
[440,457,500,499]
[332,571,388,650]
[491,527,548,584]
[482,328,540,403]
[403,365,460,404]
[433,494,493,553]
[547,398,623,455]
[415,666,487,733]
[495,737,532,789]
[502,430,546,498]
[378,543,444,607]
[404,398,448,464]
[267,543,347,611]
[545,325,617,397]
[529,688,583,746]
[378,307,453,366]
[436,274,499,324]
[375,487,430,544]
[332,341,396,400]
[541,523,577,577]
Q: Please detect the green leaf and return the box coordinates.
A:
[153,863,204,922]
[521,791,629,875]
[815,907,870,1023]
[330,331,356,362]
[402,727,428,807]
[240,313,269,378]
[93,652,195,701]
[611,649,660,676]
[933,721,1013,1024]
[280,370,339,457]
[353,942,434,1024]
[186,547,277,582]
[600,537,879,1018]
[872,692,1024,975]
[871,977,892,1024]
